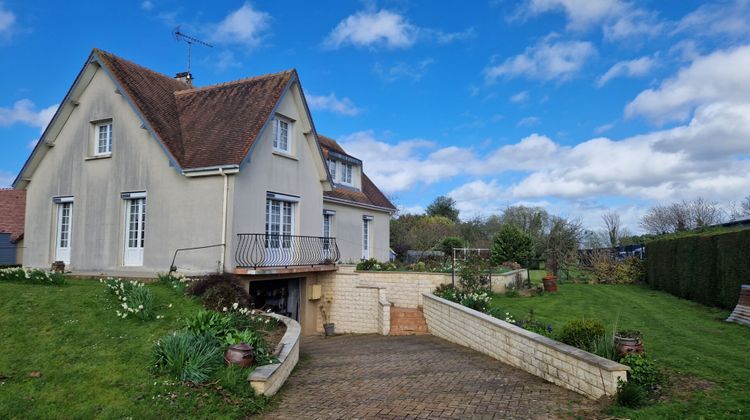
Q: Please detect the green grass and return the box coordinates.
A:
[490,283,750,418]
[0,279,270,418]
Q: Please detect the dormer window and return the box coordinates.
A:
[341,163,353,185]
[274,117,291,153]
[327,159,337,179]
[95,121,112,156]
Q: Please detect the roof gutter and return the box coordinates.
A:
[323,195,396,214]
[182,165,240,177]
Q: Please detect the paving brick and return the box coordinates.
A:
[262,335,598,419]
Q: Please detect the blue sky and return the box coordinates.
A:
[2,0,750,232]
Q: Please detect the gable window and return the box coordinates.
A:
[341,163,353,185]
[96,122,113,155]
[274,118,291,153]
[327,159,337,180]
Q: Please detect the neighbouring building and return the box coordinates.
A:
[0,189,25,265]
[13,49,395,331]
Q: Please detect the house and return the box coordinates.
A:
[0,189,25,265]
[13,49,395,327]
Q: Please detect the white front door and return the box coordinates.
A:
[362,219,370,259]
[55,202,72,264]
[123,198,146,266]
[265,199,294,265]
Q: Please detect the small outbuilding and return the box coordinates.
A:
[0,189,26,265]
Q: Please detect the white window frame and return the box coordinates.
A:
[341,163,353,185]
[123,193,147,266]
[273,117,292,154]
[95,121,113,156]
[362,217,372,259]
[327,159,337,181]
[54,198,74,265]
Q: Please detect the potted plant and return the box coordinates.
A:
[542,272,558,292]
[615,329,644,356]
[319,296,334,336]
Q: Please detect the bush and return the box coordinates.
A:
[490,224,534,267]
[151,331,223,383]
[356,258,379,271]
[433,283,460,302]
[557,319,606,352]
[184,310,236,339]
[646,229,750,309]
[187,274,251,311]
[457,255,488,292]
[440,236,466,257]
[616,380,647,408]
[590,334,618,361]
[619,354,664,391]
[459,289,491,312]
[0,267,66,285]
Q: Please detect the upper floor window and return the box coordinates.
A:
[341,163,353,185]
[95,122,112,156]
[274,118,291,153]
[327,159,337,180]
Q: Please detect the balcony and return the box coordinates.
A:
[233,233,340,275]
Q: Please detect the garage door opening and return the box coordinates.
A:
[249,278,300,321]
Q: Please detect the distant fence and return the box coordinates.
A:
[578,244,645,267]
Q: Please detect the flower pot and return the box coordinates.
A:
[224,343,254,368]
[323,322,335,336]
[542,275,558,292]
[615,333,644,356]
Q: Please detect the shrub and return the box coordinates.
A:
[187,274,251,311]
[616,380,647,408]
[151,331,222,383]
[515,309,554,337]
[0,267,66,285]
[557,319,606,352]
[590,334,618,361]
[440,236,466,257]
[230,311,279,332]
[490,224,534,267]
[457,255,488,292]
[356,258,379,271]
[433,284,460,302]
[184,310,235,339]
[646,229,750,309]
[619,354,664,391]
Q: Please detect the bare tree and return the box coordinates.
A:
[640,198,725,234]
[730,195,750,220]
[601,211,622,248]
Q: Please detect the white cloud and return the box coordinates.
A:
[673,0,750,41]
[517,116,541,127]
[324,9,418,49]
[485,38,596,82]
[0,99,58,133]
[625,45,750,124]
[510,90,530,103]
[211,3,271,48]
[374,58,435,82]
[594,120,616,134]
[398,204,425,215]
[306,92,363,116]
[323,9,473,50]
[214,50,240,71]
[597,55,656,87]
[518,0,662,41]
[0,171,14,188]
[0,2,16,39]
[141,1,154,12]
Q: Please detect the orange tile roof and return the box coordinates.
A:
[0,189,26,242]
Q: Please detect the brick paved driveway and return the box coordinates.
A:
[262,335,599,419]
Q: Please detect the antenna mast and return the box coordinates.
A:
[173,26,213,80]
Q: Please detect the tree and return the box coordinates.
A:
[490,224,534,267]
[640,198,725,234]
[501,205,550,263]
[425,196,460,223]
[406,216,457,254]
[545,217,584,276]
[440,236,466,258]
[601,211,622,248]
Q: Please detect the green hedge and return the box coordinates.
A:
[646,229,750,309]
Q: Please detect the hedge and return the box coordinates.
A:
[646,229,750,309]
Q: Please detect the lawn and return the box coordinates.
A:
[0,279,270,419]
[490,281,750,419]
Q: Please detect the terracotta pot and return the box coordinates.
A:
[615,335,644,356]
[323,323,335,336]
[542,275,558,292]
[224,343,254,368]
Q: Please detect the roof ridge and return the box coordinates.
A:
[94,48,191,89]
[174,69,296,96]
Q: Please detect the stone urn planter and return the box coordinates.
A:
[542,274,558,292]
[615,330,644,356]
[323,322,335,337]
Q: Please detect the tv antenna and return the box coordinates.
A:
[172,26,213,77]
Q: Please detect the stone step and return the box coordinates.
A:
[390,306,428,335]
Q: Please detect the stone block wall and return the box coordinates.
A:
[490,269,529,293]
[249,312,300,396]
[423,293,629,399]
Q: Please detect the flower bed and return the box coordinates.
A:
[0,267,65,285]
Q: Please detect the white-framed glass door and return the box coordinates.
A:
[322,213,332,259]
[265,198,294,265]
[55,202,73,264]
[362,218,371,259]
[123,197,146,266]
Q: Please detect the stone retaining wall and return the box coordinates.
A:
[423,293,629,399]
[489,269,529,293]
[248,313,300,396]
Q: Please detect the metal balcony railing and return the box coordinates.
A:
[234,233,340,269]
